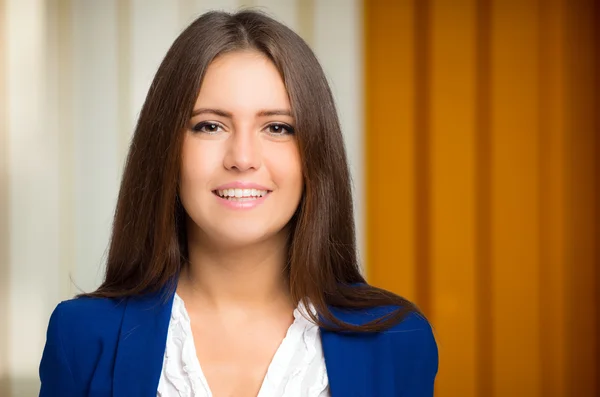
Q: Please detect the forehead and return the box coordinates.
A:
[195,50,291,112]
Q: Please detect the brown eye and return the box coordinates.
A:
[192,122,223,134]
[266,123,295,136]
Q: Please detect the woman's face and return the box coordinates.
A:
[179,50,303,248]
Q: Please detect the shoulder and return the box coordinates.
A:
[322,305,438,394]
[53,295,127,318]
[46,296,127,360]
[383,310,438,364]
[50,296,126,338]
[383,309,439,391]
[330,304,438,367]
[40,296,128,395]
[368,306,436,354]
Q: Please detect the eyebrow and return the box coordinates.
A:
[191,108,294,118]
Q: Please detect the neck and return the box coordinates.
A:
[179,227,292,312]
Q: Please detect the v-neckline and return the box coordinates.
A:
[172,293,312,397]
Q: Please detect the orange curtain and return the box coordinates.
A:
[363,1,599,396]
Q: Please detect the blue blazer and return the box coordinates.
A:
[39,287,438,396]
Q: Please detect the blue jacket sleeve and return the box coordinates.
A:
[403,322,439,396]
[39,303,77,397]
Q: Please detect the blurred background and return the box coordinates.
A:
[0,0,598,396]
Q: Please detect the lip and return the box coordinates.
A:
[212,181,272,210]
[214,192,270,210]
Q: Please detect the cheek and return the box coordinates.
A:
[265,142,303,194]
[180,138,222,194]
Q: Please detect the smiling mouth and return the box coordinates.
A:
[212,188,272,202]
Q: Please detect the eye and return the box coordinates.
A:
[192,121,224,134]
[265,123,295,136]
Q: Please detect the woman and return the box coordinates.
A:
[39,10,437,397]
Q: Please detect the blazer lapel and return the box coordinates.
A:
[113,285,175,397]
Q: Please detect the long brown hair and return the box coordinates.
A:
[84,10,418,332]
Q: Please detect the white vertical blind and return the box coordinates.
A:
[0,1,364,394]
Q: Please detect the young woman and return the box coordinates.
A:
[39,10,437,397]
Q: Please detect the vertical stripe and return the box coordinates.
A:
[72,0,120,293]
[490,1,541,395]
[312,0,364,268]
[55,0,76,300]
[348,0,364,269]
[595,4,600,394]
[564,1,598,394]
[8,0,60,394]
[117,1,132,164]
[130,0,179,128]
[413,0,432,315]
[538,1,566,396]
[0,0,10,393]
[475,0,493,395]
[296,0,314,48]
[429,0,477,395]
[364,1,416,300]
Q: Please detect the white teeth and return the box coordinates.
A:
[216,188,269,199]
[225,197,260,202]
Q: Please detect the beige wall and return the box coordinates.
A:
[0,0,9,394]
[0,1,364,395]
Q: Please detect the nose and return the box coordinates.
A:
[223,128,262,172]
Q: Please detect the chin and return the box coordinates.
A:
[208,223,287,248]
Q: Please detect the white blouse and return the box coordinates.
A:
[157,293,330,397]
